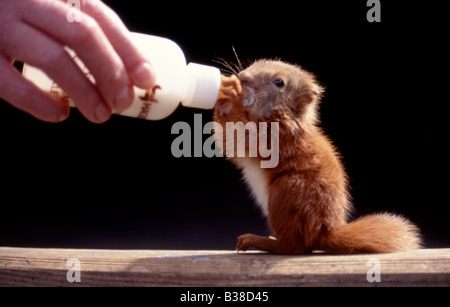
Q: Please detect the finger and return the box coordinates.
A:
[0,56,69,123]
[80,0,155,90]
[22,0,133,113]
[4,23,111,123]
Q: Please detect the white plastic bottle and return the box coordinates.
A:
[22,32,221,120]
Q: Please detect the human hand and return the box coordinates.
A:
[0,0,155,123]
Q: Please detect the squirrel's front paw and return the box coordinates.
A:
[216,75,242,116]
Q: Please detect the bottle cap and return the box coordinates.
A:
[182,63,221,109]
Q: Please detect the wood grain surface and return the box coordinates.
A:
[1,247,449,286]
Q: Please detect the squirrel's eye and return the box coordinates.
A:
[273,79,285,88]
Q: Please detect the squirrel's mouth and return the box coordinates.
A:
[242,86,255,107]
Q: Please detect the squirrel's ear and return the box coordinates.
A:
[292,83,323,120]
[298,87,322,104]
[292,68,323,109]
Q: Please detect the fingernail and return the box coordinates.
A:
[114,86,133,112]
[94,103,111,122]
[133,62,154,89]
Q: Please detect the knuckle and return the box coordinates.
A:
[42,48,69,72]
[71,16,99,45]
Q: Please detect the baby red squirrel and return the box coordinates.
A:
[214,59,422,254]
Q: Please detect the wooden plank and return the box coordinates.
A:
[0,247,449,287]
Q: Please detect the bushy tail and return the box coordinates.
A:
[327,213,422,253]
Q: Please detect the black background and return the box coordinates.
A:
[0,1,448,249]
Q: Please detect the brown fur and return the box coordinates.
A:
[214,60,422,254]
